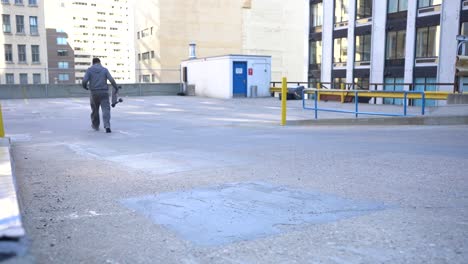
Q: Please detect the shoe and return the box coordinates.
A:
[92,125,99,131]
[106,128,112,133]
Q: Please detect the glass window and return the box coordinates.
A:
[388,0,408,13]
[29,16,38,35]
[57,37,67,45]
[15,0,23,4]
[355,34,371,62]
[334,37,348,63]
[58,73,69,81]
[309,40,322,65]
[310,2,323,27]
[384,77,404,105]
[333,77,346,89]
[151,50,155,58]
[142,75,150,83]
[28,0,37,5]
[335,0,349,23]
[414,77,437,106]
[58,61,69,68]
[31,45,39,62]
[6,73,14,84]
[2,0,9,4]
[2,14,11,33]
[16,15,24,33]
[356,0,372,19]
[19,73,27,84]
[354,78,369,90]
[416,25,440,58]
[57,49,68,56]
[4,44,12,62]
[418,0,441,8]
[17,44,26,62]
[33,73,40,84]
[386,30,406,60]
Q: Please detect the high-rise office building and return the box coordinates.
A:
[308,0,462,106]
[44,0,135,84]
[0,0,48,84]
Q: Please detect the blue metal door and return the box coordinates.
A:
[233,61,247,97]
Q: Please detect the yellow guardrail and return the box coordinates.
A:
[269,87,452,101]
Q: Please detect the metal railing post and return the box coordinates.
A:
[403,92,408,116]
[355,91,359,118]
[314,90,318,119]
[421,92,426,115]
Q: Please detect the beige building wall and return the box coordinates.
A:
[0,0,48,84]
[45,0,135,83]
[135,0,306,83]
[242,0,308,82]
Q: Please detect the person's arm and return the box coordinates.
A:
[106,69,118,89]
[82,70,90,90]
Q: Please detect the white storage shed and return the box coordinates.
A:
[180,55,272,99]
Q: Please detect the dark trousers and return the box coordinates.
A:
[90,92,111,129]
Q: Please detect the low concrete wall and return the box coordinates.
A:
[447,94,468,105]
[0,83,182,99]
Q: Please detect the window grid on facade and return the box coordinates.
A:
[416,25,440,58]
[16,15,24,33]
[58,61,69,69]
[309,40,322,65]
[19,73,27,84]
[33,73,40,84]
[310,2,323,28]
[4,44,12,62]
[335,0,349,23]
[353,77,369,90]
[29,16,38,35]
[6,73,14,84]
[333,37,348,64]
[57,37,67,45]
[31,45,39,63]
[18,44,26,62]
[384,78,404,105]
[58,73,69,81]
[418,0,442,9]
[356,0,372,19]
[388,0,408,13]
[386,30,406,60]
[57,49,68,56]
[2,14,11,33]
[355,34,371,62]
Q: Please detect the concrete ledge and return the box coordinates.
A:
[0,137,24,239]
[0,83,182,99]
[448,94,468,105]
[286,115,468,126]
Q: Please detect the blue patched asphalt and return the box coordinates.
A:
[121,182,387,246]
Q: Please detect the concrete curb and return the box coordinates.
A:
[0,137,26,258]
[286,115,468,126]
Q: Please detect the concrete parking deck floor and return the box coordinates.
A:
[2,96,468,263]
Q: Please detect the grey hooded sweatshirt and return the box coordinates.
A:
[82,63,118,93]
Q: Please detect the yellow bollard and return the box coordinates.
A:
[281,77,287,126]
[340,83,345,103]
[0,104,4,137]
[316,83,321,101]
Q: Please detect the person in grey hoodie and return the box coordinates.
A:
[82,58,118,133]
